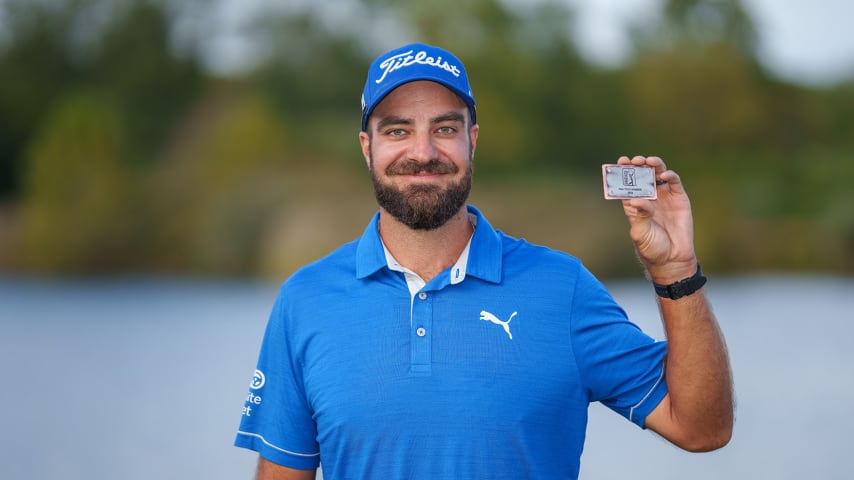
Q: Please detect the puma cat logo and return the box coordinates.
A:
[479,310,518,340]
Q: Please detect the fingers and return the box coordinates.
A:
[655,167,681,189]
[621,197,654,220]
[617,155,665,171]
[617,155,683,193]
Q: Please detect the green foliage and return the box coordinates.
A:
[21,92,132,272]
[145,85,291,275]
[0,0,203,197]
[0,0,85,198]
[87,0,203,163]
[0,0,852,277]
[624,42,771,158]
[653,0,758,55]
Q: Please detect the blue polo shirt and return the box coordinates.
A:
[235,205,668,479]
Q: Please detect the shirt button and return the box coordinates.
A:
[416,327,426,337]
[418,292,428,300]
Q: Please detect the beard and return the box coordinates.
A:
[370,156,473,231]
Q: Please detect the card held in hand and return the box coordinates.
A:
[602,164,658,200]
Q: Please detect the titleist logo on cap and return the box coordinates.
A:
[375,50,462,84]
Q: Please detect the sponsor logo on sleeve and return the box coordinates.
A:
[250,369,265,390]
[242,369,265,417]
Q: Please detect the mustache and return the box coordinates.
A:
[386,159,458,175]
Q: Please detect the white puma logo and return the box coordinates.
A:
[479,310,518,340]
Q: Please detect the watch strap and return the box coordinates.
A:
[653,264,707,300]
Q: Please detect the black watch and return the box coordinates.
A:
[653,264,707,300]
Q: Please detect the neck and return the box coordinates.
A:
[378,206,473,283]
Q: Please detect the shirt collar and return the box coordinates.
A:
[355,205,502,284]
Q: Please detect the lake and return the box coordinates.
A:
[1,274,852,479]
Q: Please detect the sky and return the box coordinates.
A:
[204,0,854,87]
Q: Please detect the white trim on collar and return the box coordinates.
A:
[381,214,477,297]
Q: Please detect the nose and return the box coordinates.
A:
[408,130,438,163]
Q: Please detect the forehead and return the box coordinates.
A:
[371,81,468,120]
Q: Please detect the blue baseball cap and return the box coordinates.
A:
[360,43,476,131]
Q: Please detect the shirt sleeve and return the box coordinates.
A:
[234,289,321,469]
[570,265,669,428]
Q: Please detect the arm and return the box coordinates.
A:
[617,155,734,452]
[256,456,317,480]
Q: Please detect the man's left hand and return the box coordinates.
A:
[617,155,698,284]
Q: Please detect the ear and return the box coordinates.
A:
[469,123,479,156]
[359,131,371,169]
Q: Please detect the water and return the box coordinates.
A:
[582,275,854,480]
[1,274,853,479]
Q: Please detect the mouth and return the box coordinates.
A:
[400,171,446,182]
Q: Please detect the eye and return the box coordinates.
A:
[436,126,456,135]
[386,128,407,137]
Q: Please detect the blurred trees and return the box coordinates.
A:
[0,0,202,197]
[22,92,131,271]
[0,0,81,199]
[0,0,851,277]
[147,87,291,274]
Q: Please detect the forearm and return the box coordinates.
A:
[615,155,733,449]
[653,286,734,451]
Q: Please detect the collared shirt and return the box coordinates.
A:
[382,212,475,303]
[235,205,668,479]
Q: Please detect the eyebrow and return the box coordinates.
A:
[432,111,466,125]
[375,115,412,130]
[375,111,467,131]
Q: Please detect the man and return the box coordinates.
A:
[235,42,733,480]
